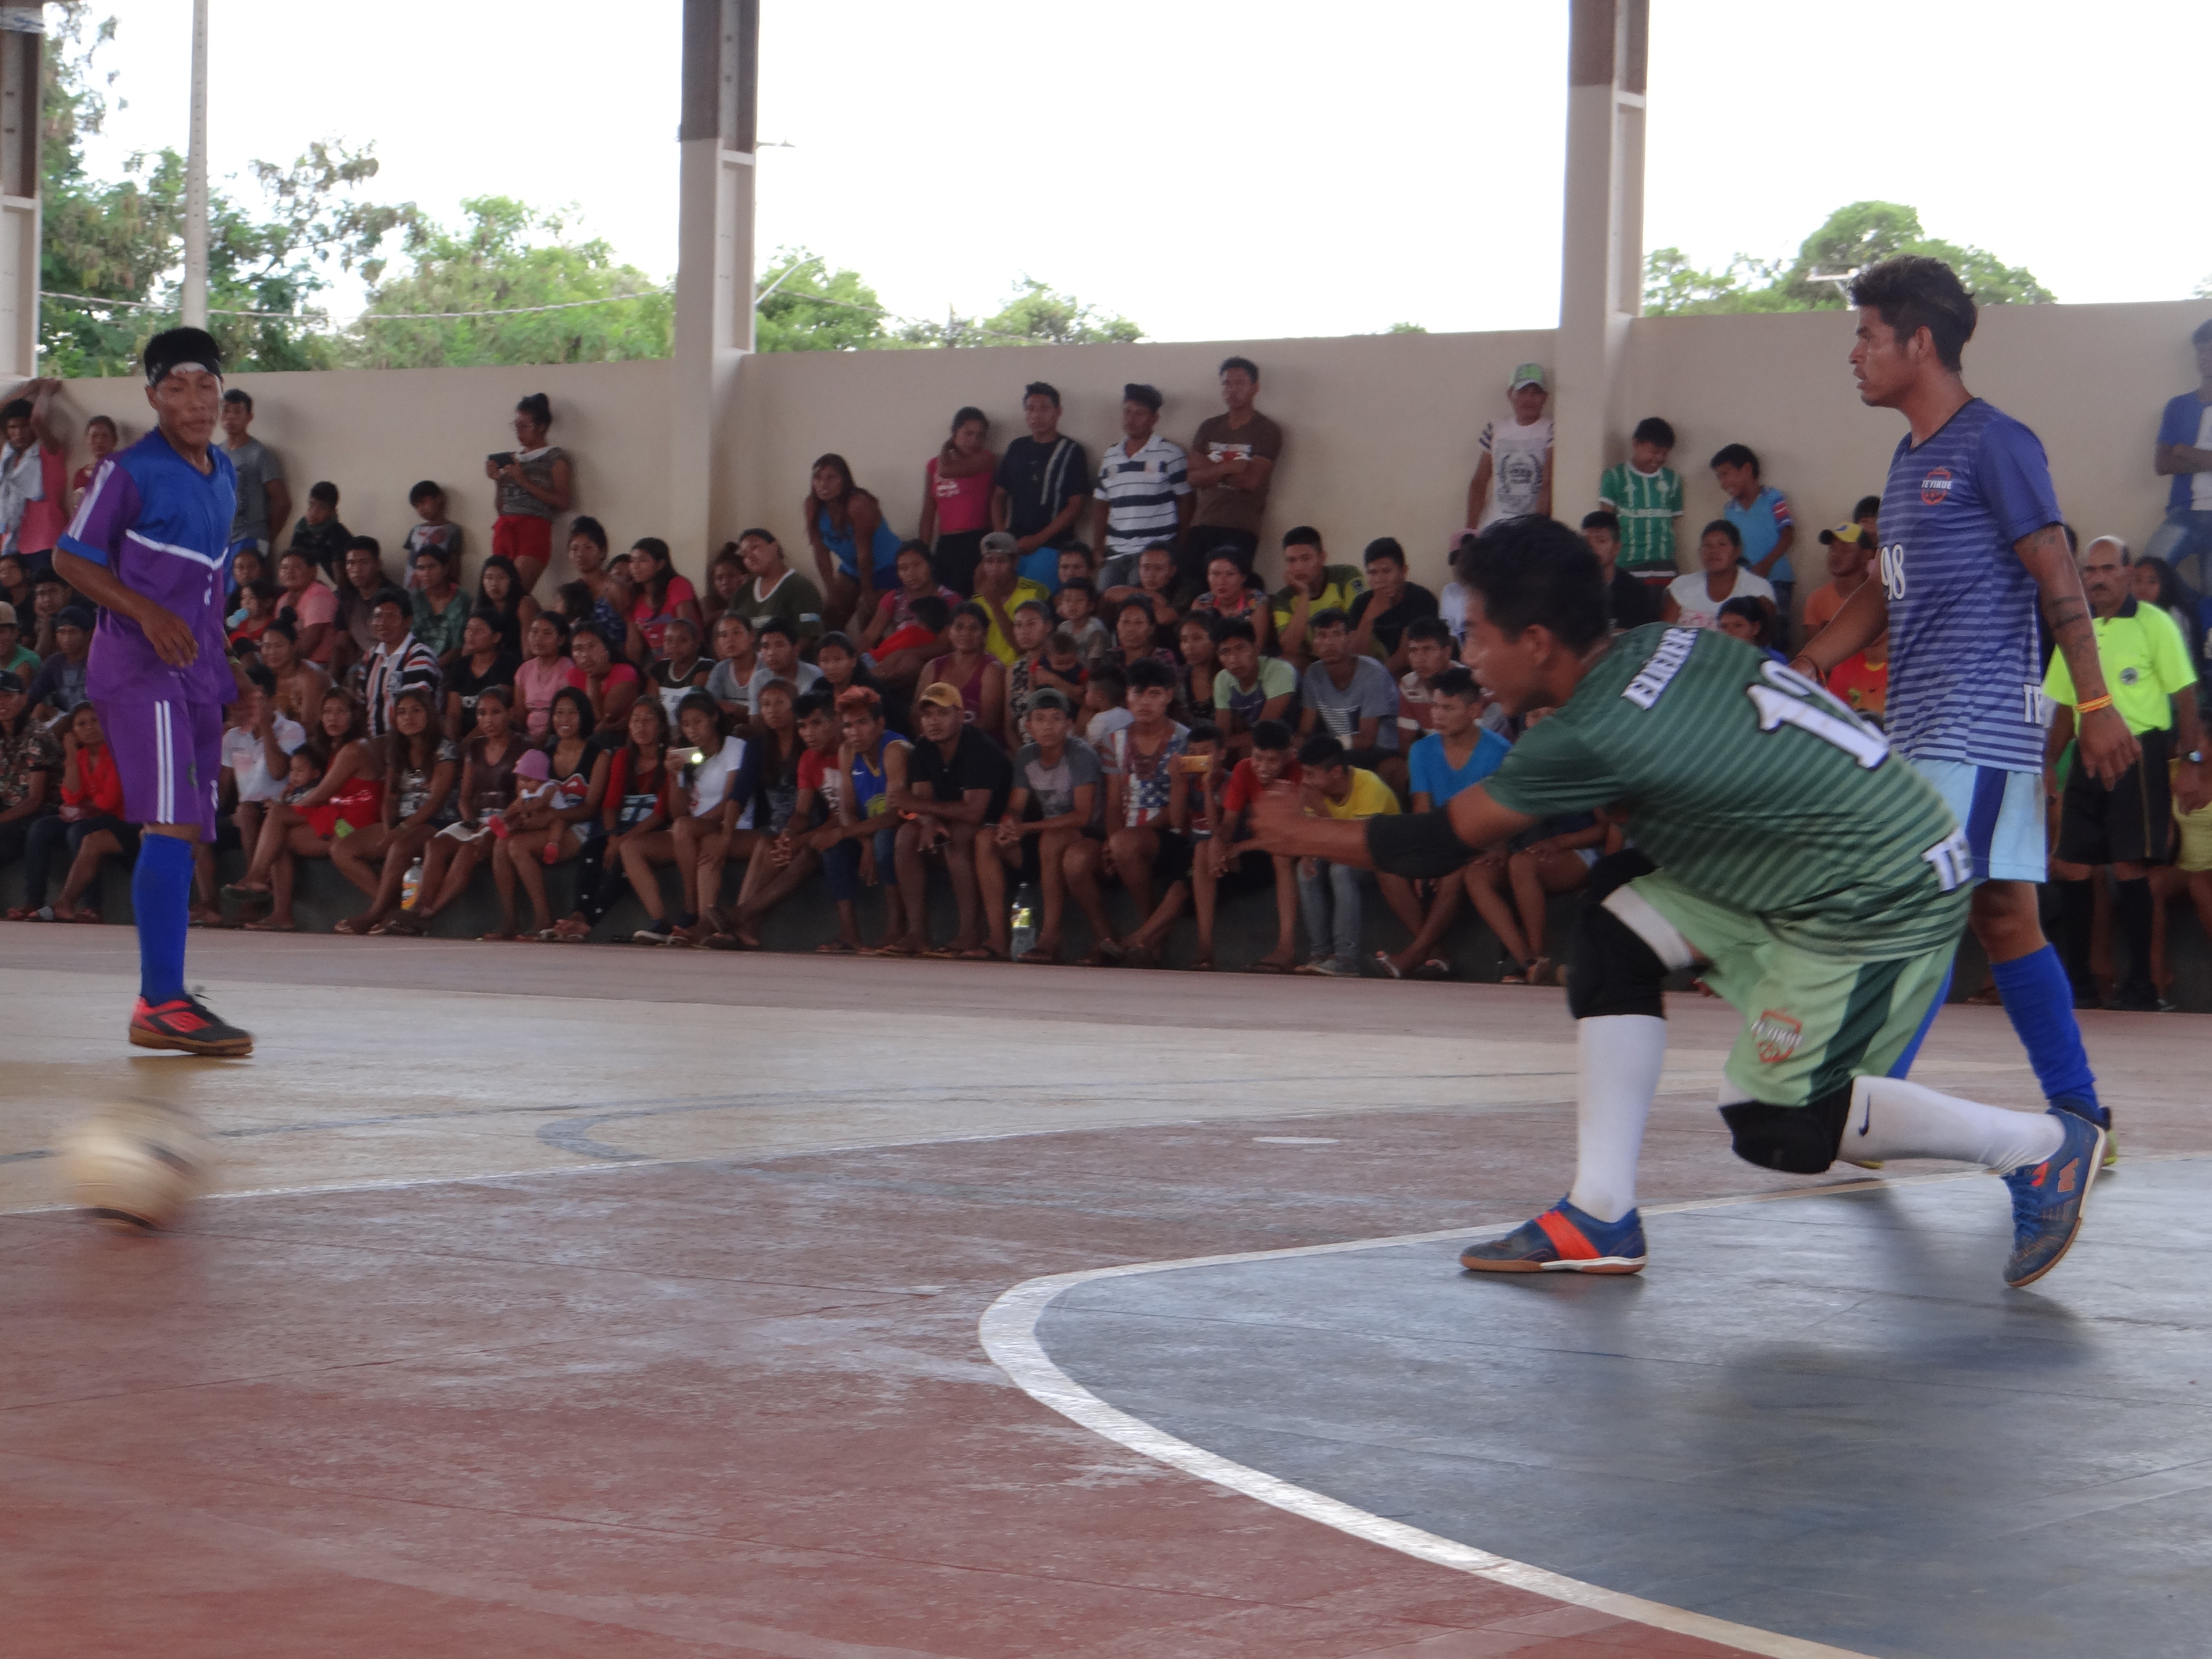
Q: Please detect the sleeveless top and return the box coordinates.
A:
[465,732,524,820]
[544,741,595,816]
[937,653,990,722]
[304,744,385,839]
[497,446,567,520]
[816,501,902,581]
[849,731,906,825]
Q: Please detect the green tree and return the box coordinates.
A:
[347,197,669,369]
[895,277,1142,347]
[754,247,892,352]
[1644,201,2053,318]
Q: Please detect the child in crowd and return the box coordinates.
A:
[1054,577,1111,665]
[863,593,948,694]
[401,480,462,586]
[1083,662,1131,749]
[1598,417,1685,587]
[706,612,761,722]
[288,481,352,576]
[649,615,711,724]
[228,578,280,657]
[1034,629,1088,705]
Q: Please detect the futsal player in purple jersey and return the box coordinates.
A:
[51,328,252,1056]
[1797,258,2166,1150]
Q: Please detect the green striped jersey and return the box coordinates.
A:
[1482,624,1969,956]
[1598,462,1684,572]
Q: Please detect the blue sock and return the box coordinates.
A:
[1989,944,2100,1115]
[131,833,194,1005]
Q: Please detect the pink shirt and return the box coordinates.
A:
[515,656,586,737]
[278,582,339,664]
[927,456,994,536]
[19,444,67,554]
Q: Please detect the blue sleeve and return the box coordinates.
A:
[1409,737,1437,799]
[726,740,759,815]
[2160,394,2200,448]
[1471,728,1511,781]
[1978,417,2063,548]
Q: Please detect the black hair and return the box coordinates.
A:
[264,614,299,643]
[85,413,117,434]
[1282,525,1322,549]
[30,567,65,586]
[815,628,857,656]
[143,326,222,386]
[569,515,609,553]
[1251,719,1293,752]
[346,535,381,558]
[794,688,836,722]
[1431,665,1481,702]
[1703,518,1743,550]
[1308,606,1350,633]
[713,608,755,634]
[515,392,553,426]
[736,526,778,545]
[663,613,701,640]
[550,580,591,620]
[1363,537,1407,568]
[1580,510,1622,536]
[1088,661,1129,694]
[1215,617,1257,646]
[370,585,410,616]
[2195,319,2212,348]
[1122,382,1163,412]
[630,536,674,609]
[242,576,278,606]
[949,405,987,435]
[755,615,798,643]
[1849,255,1977,372]
[1218,356,1259,382]
[1631,416,1675,449]
[1853,495,1881,521]
[536,610,576,645]
[895,536,932,564]
[951,600,991,633]
[244,662,276,694]
[1022,381,1061,408]
[1455,516,1610,653]
[0,399,32,423]
[477,553,523,609]
[309,480,340,506]
[1298,735,1347,769]
[1125,656,1176,692]
[1708,444,1758,476]
[548,684,594,736]
[1405,616,1453,647]
[908,594,953,633]
[1716,595,1774,646]
[675,689,725,737]
[1027,687,1076,717]
[221,388,253,411]
[2135,553,2186,611]
[1058,576,1095,598]
[1186,721,1224,748]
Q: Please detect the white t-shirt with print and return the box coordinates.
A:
[223,714,307,802]
[1666,569,1775,632]
[1477,415,1553,526]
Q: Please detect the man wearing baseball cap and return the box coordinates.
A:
[1467,362,1553,530]
[884,679,1012,958]
[0,600,37,677]
[1804,522,1876,637]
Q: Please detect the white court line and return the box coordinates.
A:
[977,1177,2009,1659]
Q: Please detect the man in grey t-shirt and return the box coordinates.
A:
[1298,606,1401,783]
[220,388,289,556]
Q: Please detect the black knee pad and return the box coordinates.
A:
[1567,901,1668,1020]
[1720,1087,1853,1175]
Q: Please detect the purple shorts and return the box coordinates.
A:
[93,696,222,837]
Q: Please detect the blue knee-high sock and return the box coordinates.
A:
[132,834,193,1004]
[1990,944,2100,1115]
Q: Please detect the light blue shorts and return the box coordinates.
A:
[1912,759,2045,885]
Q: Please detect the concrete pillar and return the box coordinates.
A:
[0,4,42,376]
[1552,0,1647,527]
[670,0,756,564]
[182,0,209,330]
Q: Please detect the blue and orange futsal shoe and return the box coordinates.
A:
[2001,1104,2105,1289]
[129,993,253,1058]
[1459,1199,1647,1275]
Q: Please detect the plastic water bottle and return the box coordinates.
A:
[400,858,424,911]
[1009,882,1039,958]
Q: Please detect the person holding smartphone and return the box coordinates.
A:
[484,392,572,595]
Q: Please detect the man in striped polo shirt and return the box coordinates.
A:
[1090,384,1189,573]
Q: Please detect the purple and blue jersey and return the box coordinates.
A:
[2158,392,2212,515]
[58,429,238,708]
[1877,398,2061,774]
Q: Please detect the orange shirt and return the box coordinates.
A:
[1803,580,1859,634]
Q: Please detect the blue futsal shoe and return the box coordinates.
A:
[2001,1104,2106,1289]
[1460,1199,1647,1275]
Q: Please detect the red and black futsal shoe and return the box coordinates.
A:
[129,993,254,1058]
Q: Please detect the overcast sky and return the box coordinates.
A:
[75,0,2212,339]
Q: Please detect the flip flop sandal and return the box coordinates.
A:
[815,940,859,955]
[1371,951,1404,980]
[1017,947,1059,965]
[1244,960,1292,975]
[1411,958,1453,981]
[920,946,964,961]
[958,947,1003,962]
[1186,958,1215,973]
[865,943,918,958]
[332,917,375,936]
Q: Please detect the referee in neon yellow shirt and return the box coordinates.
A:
[2044,534,2210,1010]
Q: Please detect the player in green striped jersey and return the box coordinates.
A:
[1253,516,2106,1289]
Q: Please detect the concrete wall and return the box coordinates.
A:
[46,296,2212,595]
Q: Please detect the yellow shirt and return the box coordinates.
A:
[2174,761,2212,873]
[977,579,1053,665]
[1318,767,1401,821]
[2042,600,2195,736]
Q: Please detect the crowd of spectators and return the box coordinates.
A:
[4,331,2211,990]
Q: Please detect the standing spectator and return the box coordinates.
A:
[1183,356,1283,580]
[411,545,473,669]
[449,610,525,738]
[991,381,1090,588]
[1662,521,1775,630]
[1200,719,1303,972]
[970,532,1052,667]
[976,688,1107,963]
[361,588,443,739]
[1090,384,1190,567]
[286,481,352,578]
[1395,618,1456,745]
[474,552,536,656]
[220,388,290,568]
[1189,548,1275,651]
[1270,528,1365,670]
[484,392,572,595]
[26,605,93,728]
[920,406,998,595]
[1081,656,1191,966]
[1377,667,1511,979]
[1211,616,1295,754]
[1347,537,1440,672]
[735,526,826,648]
[0,381,68,563]
[1467,364,1553,529]
[566,516,640,657]
[0,666,58,873]
[1298,608,1401,780]
[2044,534,2206,1011]
[401,480,464,575]
[2146,318,2212,593]
[1581,511,1660,630]
[625,537,703,661]
[1291,733,1400,976]
[70,413,119,516]
[1598,417,1685,587]
[885,680,1012,958]
[917,603,1006,737]
[0,601,37,678]
[329,536,389,682]
[805,453,901,631]
[1712,442,1797,630]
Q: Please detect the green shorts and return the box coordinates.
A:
[1624,868,1957,1108]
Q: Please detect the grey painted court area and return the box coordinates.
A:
[1037,1158,2212,1659]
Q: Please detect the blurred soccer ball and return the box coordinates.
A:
[57,1102,212,1230]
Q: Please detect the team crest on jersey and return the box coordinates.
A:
[2120,665,2141,686]
[1752,1010,1804,1064]
[1919,468,1954,506]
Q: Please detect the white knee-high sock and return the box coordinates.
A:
[1566,1015,1668,1223]
[1844,1076,2065,1174]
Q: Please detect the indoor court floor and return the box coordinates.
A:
[5,926,2209,1659]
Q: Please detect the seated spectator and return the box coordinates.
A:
[737,525,826,647]
[71,412,119,517]
[362,586,442,739]
[1271,527,1365,670]
[1075,656,1191,967]
[2151,762,2212,1002]
[475,552,536,656]
[512,610,582,739]
[1100,542,1191,647]
[1183,355,1281,581]
[1378,668,1510,979]
[1854,493,1881,541]
[705,611,761,722]
[1083,662,1132,750]
[500,686,606,940]
[1598,416,1685,587]
[287,480,352,577]
[390,686,526,936]
[1395,618,1456,745]
[920,406,997,595]
[227,577,280,657]
[484,392,572,594]
[1662,520,1774,629]
[1716,595,1787,661]
[1803,522,1873,636]
[217,665,305,909]
[709,679,807,944]
[0,666,58,873]
[224,544,267,614]
[1464,799,1612,986]
[401,479,463,578]
[274,550,337,667]
[1092,384,1190,575]
[805,454,902,631]
[411,545,472,669]
[862,539,961,653]
[719,689,844,951]
[991,382,1091,588]
[330,537,389,681]
[26,567,70,657]
[918,603,1006,739]
[631,692,754,945]
[1199,718,1301,972]
[883,680,1012,957]
[10,702,132,922]
[1467,364,1553,528]
[1712,442,1796,633]
[1053,576,1112,665]
[1298,607,1402,788]
[1056,544,1095,592]
[2146,317,2212,587]
[700,542,747,631]
[1827,633,1889,725]
[860,593,945,694]
[257,615,331,732]
[1580,511,1659,631]
[626,538,703,662]
[977,688,1106,964]
[971,531,1053,665]
[567,516,641,657]
[648,616,712,723]
[1115,718,1225,968]
[1005,600,1058,748]
[1188,550,1275,653]
[27,605,93,728]
[0,600,33,678]
[0,553,28,623]
[228,688,383,932]
[747,617,826,728]
[1291,733,1401,977]
[1212,616,1295,755]
[333,686,460,935]
[1176,614,1222,730]
[813,686,912,954]
[1106,595,1176,680]
[572,621,644,738]
[1348,537,1440,672]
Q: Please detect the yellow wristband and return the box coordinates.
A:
[2075,694,2114,716]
